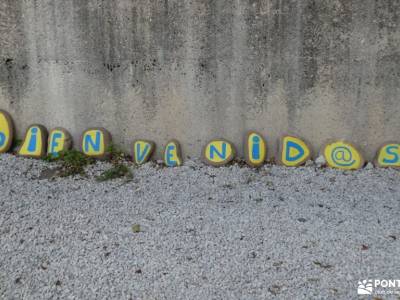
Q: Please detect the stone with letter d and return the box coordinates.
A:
[278,135,311,167]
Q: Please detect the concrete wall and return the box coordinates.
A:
[0,0,399,160]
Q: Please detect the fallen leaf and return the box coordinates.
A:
[313,261,333,269]
[268,284,281,295]
[132,224,141,233]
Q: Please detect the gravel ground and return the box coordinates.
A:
[0,154,399,300]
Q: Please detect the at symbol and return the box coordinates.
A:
[331,146,356,166]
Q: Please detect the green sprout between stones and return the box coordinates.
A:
[96,164,132,182]
[40,144,132,180]
[96,144,133,182]
[44,149,94,177]
[12,138,23,152]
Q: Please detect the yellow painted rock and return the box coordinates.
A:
[323,141,364,170]
[47,127,72,158]
[0,109,14,153]
[132,140,155,165]
[375,143,400,168]
[244,131,267,167]
[278,135,311,167]
[163,140,182,167]
[18,124,48,158]
[203,139,235,166]
[81,127,112,159]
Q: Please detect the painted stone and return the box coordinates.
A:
[0,109,14,153]
[81,127,112,159]
[47,127,72,158]
[18,124,48,158]
[322,141,364,170]
[278,135,311,167]
[163,140,182,167]
[374,143,400,168]
[132,140,155,165]
[244,131,267,167]
[203,139,235,166]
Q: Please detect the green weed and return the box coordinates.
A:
[96,144,132,182]
[51,149,94,177]
[12,138,23,152]
[96,164,132,182]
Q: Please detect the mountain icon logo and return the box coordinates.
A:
[358,279,373,295]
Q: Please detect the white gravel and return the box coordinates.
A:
[0,154,399,299]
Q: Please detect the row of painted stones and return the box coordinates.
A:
[0,110,399,169]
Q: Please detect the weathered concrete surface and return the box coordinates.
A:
[0,0,399,160]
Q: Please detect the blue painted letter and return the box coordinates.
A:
[84,131,100,152]
[27,127,38,152]
[251,136,260,160]
[210,143,227,160]
[0,132,5,147]
[383,146,399,164]
[49,132,62,156]
[286,141,304,162]
[136,143,150,163]
[166,145,177,166]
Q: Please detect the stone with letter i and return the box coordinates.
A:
[202,139,235,166]
[375,143,400,168]
[0,109,14,154]
[81,128,112,159]
[278,135,311,167]
[163,140,182,167]
[245,131,267,167]
[18,124,48,158]
[132,140,155,165]
[322,140,364,170]
[47,128,72,158]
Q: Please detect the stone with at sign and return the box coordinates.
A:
[322,140,364,170]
